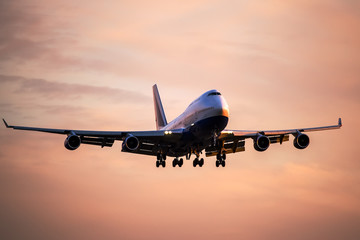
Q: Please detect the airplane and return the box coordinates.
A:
[3,84,342,168]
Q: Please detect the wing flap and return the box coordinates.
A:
[269,135,289,144]
[81,136,115,147]
[205,140,245,157]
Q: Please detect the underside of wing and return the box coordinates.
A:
[3,119,184,152]
[207,118,342,157]
[120,129,184,157]
[221,118,342,139]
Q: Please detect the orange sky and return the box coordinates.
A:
[1,0,360,239]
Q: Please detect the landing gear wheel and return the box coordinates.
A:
[222,153,226,160]
[172,159,177,167]
[162,160,166,168]
[199,158,204,167]
[216,160,220,167]
[193,158,198,167]
[156,161,160,168]
[221,160,226,167]
[179,158,183,167]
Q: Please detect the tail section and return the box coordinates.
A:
[153,84,168,130]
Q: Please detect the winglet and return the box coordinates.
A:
[338,118,342,127]
[3,118,9,128]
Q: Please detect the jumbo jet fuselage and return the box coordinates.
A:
[156,90,229,157]
[163,90,229,134]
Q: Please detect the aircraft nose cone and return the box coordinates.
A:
[214,97,229,117]
[222,106,229,117]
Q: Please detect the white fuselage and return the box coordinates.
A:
[162,90,229,131]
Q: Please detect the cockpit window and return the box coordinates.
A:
[208,92,221,96]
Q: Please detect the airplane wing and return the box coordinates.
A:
[2,119,183,155]
[220,118,342,139]
[206,118,342,157]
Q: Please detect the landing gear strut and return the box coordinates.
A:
[216,153,226,167]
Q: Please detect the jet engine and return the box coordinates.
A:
[254,135,270,152]
[123,135,140,151]
[64,134,81,150]
[294,133,310,149]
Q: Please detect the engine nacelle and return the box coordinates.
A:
[64,134,81,150]
[254,135,270,152]
[294,133,310,149]
[123,135,140,151]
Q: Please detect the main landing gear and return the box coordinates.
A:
[172,158,184,167]
[155,151,205,168]
[191,148,204,167]
[156,153,184,168]
[216,153,226,167]
[156,153,166,168]
[193,158,204,167]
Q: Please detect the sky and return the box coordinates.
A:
[0,0,360,239]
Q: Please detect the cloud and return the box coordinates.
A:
[0,74,150,102]
[0,1,62,64]
[0,0,147,77]
[0,74,153,129]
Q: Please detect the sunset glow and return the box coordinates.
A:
[0,0,359,239]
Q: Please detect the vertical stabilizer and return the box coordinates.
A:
[153,84,168,130]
